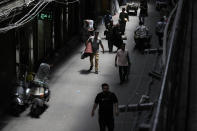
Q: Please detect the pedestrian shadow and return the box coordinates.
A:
[28,104,49,119]
[79,69,91,75]
[102,50,117,54]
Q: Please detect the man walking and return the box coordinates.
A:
[103,10,112,29]
[87,31,104,74]
[119,8,129,35]
[91,83,119,131]
[155,17,166,46]
[115,43,131,84]
[105,20,114,52]
[113,23,123,49]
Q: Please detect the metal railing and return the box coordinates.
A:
[151,0,184,130]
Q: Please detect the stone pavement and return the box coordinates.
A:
[0,1,164,131]
[110,2,163,131]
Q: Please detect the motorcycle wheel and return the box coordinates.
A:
[31,105,42,118]
[11,103,22,116]
[30,98,44,118]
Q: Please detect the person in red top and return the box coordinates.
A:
[87,31,104,74]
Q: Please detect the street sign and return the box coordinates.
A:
[37,12,52,21]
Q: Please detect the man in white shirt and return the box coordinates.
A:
[115,43,130,84]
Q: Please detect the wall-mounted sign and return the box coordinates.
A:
[37,12,52,21]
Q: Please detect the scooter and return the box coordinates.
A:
[10,80,30,116]
[29,63,51,117]
[29,80,50,118]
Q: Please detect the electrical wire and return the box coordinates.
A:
[6,6,25,23]
[0,0,11,5]
[1,8,13,18]
[19,2,50,26]
[0,0,78,33]
[0,0,38,28]
[0,1,49,33]
[0,0,28,18]
[18,1,47,25]
[0,10,20,23]
[15,0,43,24]
[53,0,79,5]
[68,0,80,4]
[9,9,16,25]
[53,0,66,5]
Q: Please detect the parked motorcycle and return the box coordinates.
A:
[29,80,50,117]
[29,63,51,117]
[10,80,30,116]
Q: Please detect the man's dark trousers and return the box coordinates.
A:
[99,116,114,131]
[119,66,128,82]
[108,40,113,52]
[119,21,126,35]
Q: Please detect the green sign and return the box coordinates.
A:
[38,12,52,21]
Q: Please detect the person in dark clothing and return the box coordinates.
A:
[140,0,148,15]
[105,20,114,52]
[103,10,112,29]
[139,0,148,23]
[91,83,119,131]
[119,8,129,35]
[113,23,123,50]
[155,17,166,46]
